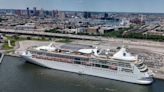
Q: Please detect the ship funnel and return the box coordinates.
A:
[112,47,136,61]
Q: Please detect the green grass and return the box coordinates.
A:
[2,35,50,50]
[2,36,16,50]
[2,42,13,50]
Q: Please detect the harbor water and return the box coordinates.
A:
[0,56,164,92]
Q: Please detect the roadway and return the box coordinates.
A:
[0,29,100,41]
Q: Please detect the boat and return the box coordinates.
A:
[21,43,153,84]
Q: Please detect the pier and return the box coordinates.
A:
[0,52,4,63]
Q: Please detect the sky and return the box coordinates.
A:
[0,0,164,13]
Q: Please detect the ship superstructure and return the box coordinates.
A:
[21,43,153,84]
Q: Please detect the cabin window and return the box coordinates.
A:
[107,62,111,65]
[121,68,133,73]
[99,60,107,64]
[95,64,101,67]
[55,55,59,57]
[70,56,75,60]
[64,56,69,59]
[30,51,36,54]
[46,53,53,57]
[40,49,47,51]
[82,62,93,66]
[80,58,85,61]
[111,62,118,66]
[57,55,63,58]
[118,62,125,67]
[90,58,97,62]
[118,62,131,68]
[102,65,108,68]
[109,65,118,70]
[74,61,81,64]
[125,64,131,68]
[37,52,43,55]
[74,58,80,61]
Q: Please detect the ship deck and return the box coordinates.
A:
[27,43,139,63]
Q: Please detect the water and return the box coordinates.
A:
[0,56,164,92]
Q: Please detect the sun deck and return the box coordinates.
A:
[27,43,143,64]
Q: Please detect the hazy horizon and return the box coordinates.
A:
[0,0,164,13]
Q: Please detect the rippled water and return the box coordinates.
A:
[0,56,163,92]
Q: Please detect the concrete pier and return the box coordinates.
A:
[0,53,4,64]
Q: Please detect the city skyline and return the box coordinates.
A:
[0,0,164,13]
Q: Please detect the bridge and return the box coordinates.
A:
[0,29,101,41]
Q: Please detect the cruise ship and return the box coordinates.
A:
[21,43,153,84]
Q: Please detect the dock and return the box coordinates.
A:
[0,53,4,64]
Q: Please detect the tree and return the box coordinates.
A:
[13,34,20,40]
[27,37,31,40]
[41,37,46,40]
[45,28,61,33]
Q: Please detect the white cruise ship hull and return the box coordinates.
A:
[21,55,153,85]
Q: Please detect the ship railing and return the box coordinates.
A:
[134,59,144,65]
[138,64,146,69]
[28,48,115,63]
[32,54,120,71]
[29,48,96,59]
[139,66,148,72]
[28,47,113,60]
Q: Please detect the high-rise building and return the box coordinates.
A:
[52,10,58,18]
[58,11,65,19]
[45,10,50,16]
[35,10,39,16]
[104,13,108,18]
[27,7,30,17]
[83,12,91,19]
[33,7,37,16]
[39,8,44,17]
[15,10,22,16]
